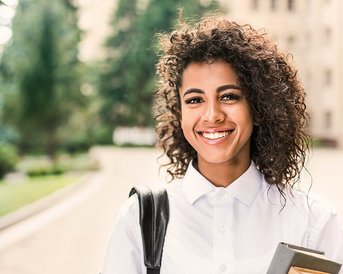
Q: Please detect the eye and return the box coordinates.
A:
[220,93,241,102]
[184,97,204,104]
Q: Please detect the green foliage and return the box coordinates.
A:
[99,0,219,139]
[0,143,18,179]
[59,63,107,149]
[27,164,65,177]
[0,0,85,157]
[0,125,19,144]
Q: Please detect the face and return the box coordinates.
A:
[179,60,253,168]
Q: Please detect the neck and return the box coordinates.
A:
[196,158,251,187]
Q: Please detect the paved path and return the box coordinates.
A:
[0,147,342,274]
[0,147,164,274]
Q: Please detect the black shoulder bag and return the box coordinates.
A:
[129,186,170,274]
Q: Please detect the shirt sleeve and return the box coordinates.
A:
[308,198,343,273]
[102,195,146,274]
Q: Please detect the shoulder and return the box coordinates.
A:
[286,187,342,253]
[116,182,181,222]
[102,193,145,273]
[303,191,343,260]
[165,180,183,197]
[114,193,140,231]
[306,191,338,220]
[261,179,340,232]
[262,181,342,255]
[302,191,341,244]
[261,178,338,219]
[289,187,338,221]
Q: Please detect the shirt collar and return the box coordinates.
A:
[225,161,263,206]
[182,161,263,206]
[182,161,216,204]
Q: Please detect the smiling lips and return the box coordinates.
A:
[199,130,234,141]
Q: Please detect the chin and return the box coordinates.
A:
[199,153,235,165]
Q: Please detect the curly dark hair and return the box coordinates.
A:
[154,16,310,190]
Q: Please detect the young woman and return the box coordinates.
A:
[102,16,343,273]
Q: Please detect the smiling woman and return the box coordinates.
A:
[102,15,343,274]
[154,18,310,190]
[179,61,253,187]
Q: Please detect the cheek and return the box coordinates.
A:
[243,110,254,125]
[243,113,254,137]
[180,117,191,133]
[180,114,195,142]
[236,104,254,127]
[180,107,192,130]
[230,109,254,136]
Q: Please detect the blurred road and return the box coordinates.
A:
[0,147,164,274]
[0,146,342,274]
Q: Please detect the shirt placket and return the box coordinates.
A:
[212,190,234,274]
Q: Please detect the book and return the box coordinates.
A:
[267,242,342,274]
[288,266,330,274]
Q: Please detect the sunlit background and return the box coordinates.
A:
[0,0,342,273]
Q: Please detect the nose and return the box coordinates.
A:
[203,100,225,124]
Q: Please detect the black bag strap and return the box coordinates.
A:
[129,185,169,274]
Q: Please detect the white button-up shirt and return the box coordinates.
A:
[102,162,343,274]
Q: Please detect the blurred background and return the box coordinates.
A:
[0,0,342,273]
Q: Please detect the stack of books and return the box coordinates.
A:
[288,266,330,274]
[267,242,342,274]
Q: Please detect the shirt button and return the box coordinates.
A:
[219,264,227,272]
[218,225,226,232]
[223,192,229,199]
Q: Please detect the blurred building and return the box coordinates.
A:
[219,0,343,147]
[76,0,343,147]
[76,0,116,62]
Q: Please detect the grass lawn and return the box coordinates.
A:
[0,175,75,217]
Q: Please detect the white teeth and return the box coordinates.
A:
[202,131,230,140]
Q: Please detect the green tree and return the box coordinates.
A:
[99,0,219,141]
[0,0,19,143]
[1,0,83,158]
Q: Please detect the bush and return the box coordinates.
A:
[17,151,99,178]
[26,164,65,177]
[0,143,18,179]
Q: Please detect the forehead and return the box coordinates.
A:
[180,60,240,91]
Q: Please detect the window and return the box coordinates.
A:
[287,0,295,11]
[305,72,312,88]
[324,111,332,129]
[324,69,333,86]
[271,0,278,10]
[252,0,259,10]
[286,35,296,49]
[305,33,312,47]
[323,27,332,45]
[306,0,312,10]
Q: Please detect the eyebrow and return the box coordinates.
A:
[182,84,241,98]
